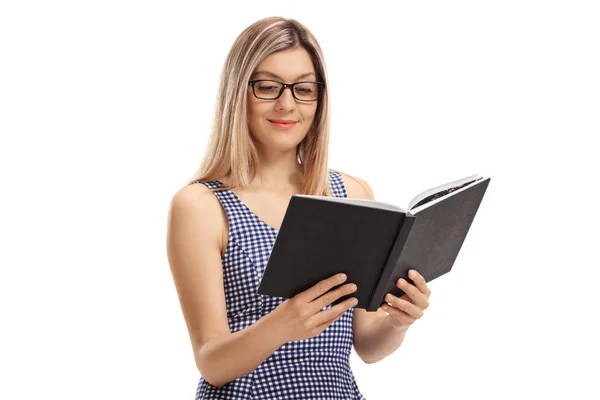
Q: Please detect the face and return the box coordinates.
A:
[247,47,319,154]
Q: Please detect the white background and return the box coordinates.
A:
[1,1,599,399]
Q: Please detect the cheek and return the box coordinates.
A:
[247,100,269,121]
[247,98,257,120]
[303,105,318,123]
[247,91,262,121]
[247,105,263,132]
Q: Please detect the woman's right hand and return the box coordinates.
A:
[266,273,358,344]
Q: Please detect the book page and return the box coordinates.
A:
[409,175,486,214]
[295,195,405,212]
[407,174,481,211]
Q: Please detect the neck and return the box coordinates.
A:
[249,150,304,191]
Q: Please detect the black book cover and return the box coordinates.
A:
[257,176,490,311]
[369,177,490,310]
[257,196,404,310]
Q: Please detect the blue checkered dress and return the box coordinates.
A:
[189,170,366,400]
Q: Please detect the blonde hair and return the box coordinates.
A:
[187,16,334,196]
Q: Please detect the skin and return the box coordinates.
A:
[228,46,433,357]
[166,47,433,389]
[246,47,319,161]
[242,47,432,337]
[383,269,431,331]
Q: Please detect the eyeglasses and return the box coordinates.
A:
[248,79,325,102]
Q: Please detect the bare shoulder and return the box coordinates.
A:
[166,182,231,373]
[170,181,222,215]
[334,170,375,200]
[168,183,228,254]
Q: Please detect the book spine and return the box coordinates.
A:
[367,214,417,311]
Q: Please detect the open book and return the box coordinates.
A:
[257,174,491,311]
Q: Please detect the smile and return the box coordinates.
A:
[268,120,297,129]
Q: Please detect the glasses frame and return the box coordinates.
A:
[248,79,325,102]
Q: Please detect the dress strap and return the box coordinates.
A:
[189,171,347,245]
[188,179,278,268]
[328,170,348,198]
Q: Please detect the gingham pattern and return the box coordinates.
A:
[189,170,365,400]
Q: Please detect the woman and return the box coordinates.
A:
[166,16,431,399]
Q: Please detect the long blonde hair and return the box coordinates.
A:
[188,16,334,196]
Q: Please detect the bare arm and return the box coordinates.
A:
[352,313,409,364]
[166,184,286,388]
[195,313,287,387]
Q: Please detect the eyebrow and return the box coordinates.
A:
[252,70,317,81]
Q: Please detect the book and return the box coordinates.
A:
[257,174,491,311]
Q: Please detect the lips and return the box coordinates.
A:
[268,119,297,129]
[269,119,296,124]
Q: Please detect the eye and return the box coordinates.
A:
[256,83,279,93]
[295,87,314,94]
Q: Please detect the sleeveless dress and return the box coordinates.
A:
[188,170,366,400]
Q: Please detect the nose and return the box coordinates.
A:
[275,86,296,111]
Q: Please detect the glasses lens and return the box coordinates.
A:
[253,81,283,99]
[293,82,320,101]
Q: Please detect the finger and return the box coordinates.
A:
[397,278,429,310]
[385,293,423,319]
[301,273,347,302]
[313,282,357,311]
[409,269,432,299]
[382,303,415,327]
[311,297,357,327]
[310,302,354,337]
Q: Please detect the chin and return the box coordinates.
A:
[268,138,304,152]
[254,134,305,153]
[261,126,305,142]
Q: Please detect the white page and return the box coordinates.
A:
[407,174,481,211]
[295,194,405,212]
[409,175,487,214]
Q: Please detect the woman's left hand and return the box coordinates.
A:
[381,269,431,332]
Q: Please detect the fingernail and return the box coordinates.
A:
[339,274,346,281]
[409,270,416,278]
